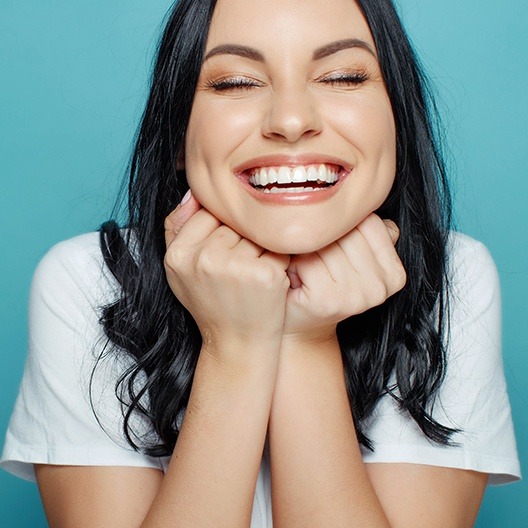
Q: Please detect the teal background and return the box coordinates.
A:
[0,0,526,525]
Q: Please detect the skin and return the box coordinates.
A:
[35,0,488,526]
[185,0,396,254]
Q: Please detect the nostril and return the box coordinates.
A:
[262,99,322,143]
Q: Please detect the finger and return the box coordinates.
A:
[205,224,243,250]
[382,219,400,245]
[231,240,291,284]
[286,266,302,289]
[334,226,380,277]
[355,214,406,294]
[234,236,267,258]
[262,251,291,271]
[258,251,291,284]
[355,214,402,266]
[287,253,326,292]
[315,239,361,284]
[164,190,202,246]
[336,224,399,295]
[167,207,222,248]
[231,238,291,269]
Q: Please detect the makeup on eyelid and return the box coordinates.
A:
[206,71,371,92]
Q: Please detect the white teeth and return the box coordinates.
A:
[268,168,278,183]
[258,169,267,186]
[263,186,325,194]
[307,166,318,181]
[248,164,339,187]
[292,166,306,183]
[277,167,290,184]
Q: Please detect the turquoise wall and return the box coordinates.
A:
[0,1,525,525]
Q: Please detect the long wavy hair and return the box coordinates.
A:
[98,0,456,455]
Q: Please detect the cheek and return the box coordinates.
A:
[183,102,255,216]
[183,119,214,208]
[329,94,396,160]
[185,111,218,172]
[331,97,396,212]
[185,99,262,170]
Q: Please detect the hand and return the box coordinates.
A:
[284,213,406,342]
[164,191,291,355]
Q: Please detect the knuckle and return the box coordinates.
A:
[352,289,369,314]
[316,295,340,319]
[388,223,400,244]
[371,279,389,306]
[393,264,407,291]
[163,214,173,232]
[195,248,217,275]
[226,256,251,283]
[164,243,186,270]
[384,259,407,294]
[254,263,281,289]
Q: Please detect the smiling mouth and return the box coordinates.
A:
[247,164,340,193]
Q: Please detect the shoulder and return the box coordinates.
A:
[363,233,520,482]
[27,231,123,367]
[31,231,120,309]
[445,232,500,325]
[34,231,106,285]
[2,230,165,481]
[446,231,498,283]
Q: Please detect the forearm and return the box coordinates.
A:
[142,340,278,528]
[269,336,390,528]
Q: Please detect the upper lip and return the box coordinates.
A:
[233,154,353,175]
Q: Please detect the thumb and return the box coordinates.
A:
[286,261,302,289]
[164,190,201,246]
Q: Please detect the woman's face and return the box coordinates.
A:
[185,0,396,254]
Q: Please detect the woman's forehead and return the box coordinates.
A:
[206,0,375,52]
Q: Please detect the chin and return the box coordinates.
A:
[250,230,335,255]
[236,217,352,254]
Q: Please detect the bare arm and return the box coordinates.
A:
[36,193,289,527]
[269,338,487,528]
[270,214,487,527]
[37,349,276,528]
[269,337,389,527]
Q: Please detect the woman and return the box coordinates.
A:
[1,0,520,526]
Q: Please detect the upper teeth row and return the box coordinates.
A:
[248,165,339,186]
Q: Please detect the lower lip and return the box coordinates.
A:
[237,170,350,205]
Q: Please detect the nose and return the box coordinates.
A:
[261,85,322,143]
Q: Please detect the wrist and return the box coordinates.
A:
[200,331,281,376]
[281,326,339,353]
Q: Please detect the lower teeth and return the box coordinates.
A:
[261,186,326,194]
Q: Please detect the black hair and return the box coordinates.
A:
[99,0,457,455]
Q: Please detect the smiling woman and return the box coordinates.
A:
[186,0,395,254]
[0,0,521,527]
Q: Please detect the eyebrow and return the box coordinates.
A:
[312,38,376,60]
[204,44,265,62]
[203,38,376,63]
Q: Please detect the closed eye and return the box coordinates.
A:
[207,76,264,91]
[318,71,369,87]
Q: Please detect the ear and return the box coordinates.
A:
[177,144,185,170]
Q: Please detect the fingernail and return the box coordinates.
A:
[180,189,192,205]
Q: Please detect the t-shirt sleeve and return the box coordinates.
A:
[361,233,521,485]
[1,233,166,482]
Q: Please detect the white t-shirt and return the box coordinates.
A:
[1,231,521,527]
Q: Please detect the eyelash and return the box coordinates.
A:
[207,70,370,92]
[318,71,369,86]
[207,76,262,91]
